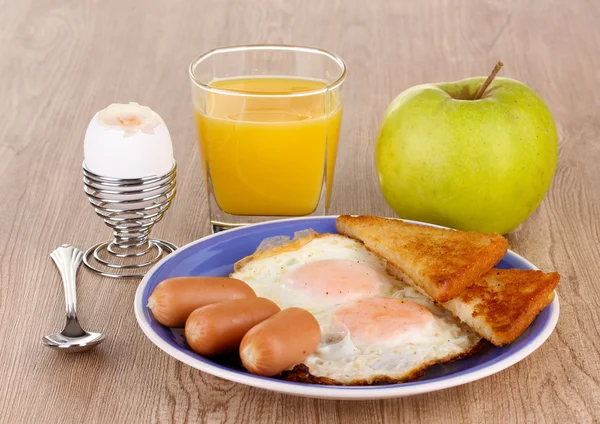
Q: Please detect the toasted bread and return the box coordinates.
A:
[442,269,559,345]
[336,215,508,302]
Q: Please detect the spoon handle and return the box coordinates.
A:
[50,245,83,321]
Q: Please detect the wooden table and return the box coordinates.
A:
[2,0,599,422]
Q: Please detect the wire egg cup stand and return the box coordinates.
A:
[82,162,177,278]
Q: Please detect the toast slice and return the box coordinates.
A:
[337,215,508,302]
[442,269,559,345]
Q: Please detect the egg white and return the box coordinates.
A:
[232,233,482,385]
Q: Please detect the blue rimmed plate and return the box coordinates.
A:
[134,216,559,400]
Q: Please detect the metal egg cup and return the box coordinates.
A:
[82,162,177,278]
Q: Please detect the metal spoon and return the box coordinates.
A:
[42,245,105,352]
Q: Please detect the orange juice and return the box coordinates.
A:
[194,77,342,216]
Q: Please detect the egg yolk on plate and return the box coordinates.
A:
[334,297,436,347]
[281,259,382,307]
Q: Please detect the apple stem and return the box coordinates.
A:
[474,61,504,100]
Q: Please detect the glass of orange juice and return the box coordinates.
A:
[189,45,346,232]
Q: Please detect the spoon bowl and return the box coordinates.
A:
[42,331,105,352]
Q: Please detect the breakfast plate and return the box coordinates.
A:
[134,216,559,400]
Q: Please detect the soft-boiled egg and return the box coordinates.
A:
[84,102,174,178]
[231,233,482,385]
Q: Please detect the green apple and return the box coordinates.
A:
[375,75,558,234]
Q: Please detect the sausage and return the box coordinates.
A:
[185,297,280,356]
[147,276,256,327]
[239,308,321,376]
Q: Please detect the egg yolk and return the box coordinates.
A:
[281,259,382,306]
[117,116,142,126]
[334,297,436,347]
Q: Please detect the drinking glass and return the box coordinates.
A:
[189,45,346,232]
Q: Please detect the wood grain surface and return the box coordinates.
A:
[2,0,599,422]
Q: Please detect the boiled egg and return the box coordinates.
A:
[84,102,173,178]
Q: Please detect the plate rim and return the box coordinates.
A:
[134,215,560,400]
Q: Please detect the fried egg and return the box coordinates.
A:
[231,233,482,385]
